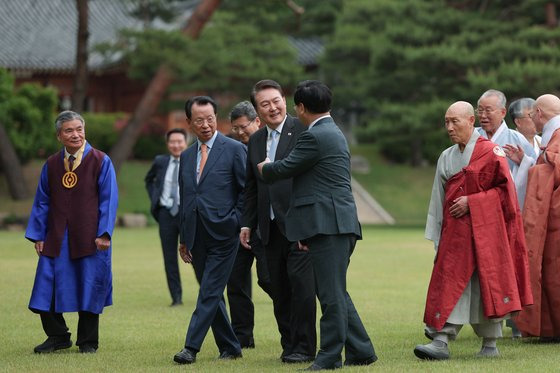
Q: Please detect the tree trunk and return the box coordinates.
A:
[0,121,29,200]
[72,0,89,112]
[109,0,221,173]
[546,2,557,28]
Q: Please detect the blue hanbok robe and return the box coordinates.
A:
[25,142,118,314]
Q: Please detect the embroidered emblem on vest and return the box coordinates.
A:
[62,171,78,188]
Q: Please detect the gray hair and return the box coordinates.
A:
[55,110,85,133]
[478,89,507,108]
[229,101,257,122]
[508,98,536,120]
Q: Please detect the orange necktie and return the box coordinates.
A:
[198,143,208,182]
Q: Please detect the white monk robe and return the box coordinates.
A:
[425,129,502,339]
[477,121,536,209]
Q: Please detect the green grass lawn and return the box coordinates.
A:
[1,226,558,372]
[350,145,435,226]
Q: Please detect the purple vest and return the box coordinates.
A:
[43,148,105,259]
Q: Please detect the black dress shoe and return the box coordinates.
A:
[34,337,72,353]
[79,345,97,353]
[344,355,377,366]
[174,348,196,364]
[218,350,242,359]
[170,300,183,307]
[282,352,315,363]
[302,361,342,370]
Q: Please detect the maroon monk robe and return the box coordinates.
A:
[424,137,533,331]
[515,130,560,337]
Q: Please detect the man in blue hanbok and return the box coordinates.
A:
[25,111,118,354]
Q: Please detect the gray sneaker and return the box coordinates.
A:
[477,346,499,358]
[413,342,450,360]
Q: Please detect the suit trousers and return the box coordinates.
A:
[184,215,241,354]
[227,232,272,347]
[157,208,182,303]
[266,220,316,357]
[307,234,376,368]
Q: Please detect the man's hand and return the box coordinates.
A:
[240,228,252,250]
[179,243,192,263]
[95,235,111,250]
[297,241,309,251]
[503,144,524,165]
[257,157,271,176]
[449,196,469,218]
[35,241,44,256]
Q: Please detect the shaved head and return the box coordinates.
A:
[533,94,560,132]
[446,101,475,117]
[536,94,560,118]
[445,101,475,150]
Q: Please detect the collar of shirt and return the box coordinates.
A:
[64,142,86,159]
[309,115,331,130]
[484,120,507,141]
[266,115,287,137]
[541,114,560,147]
[64,141,86,170]
[197,130,218,151]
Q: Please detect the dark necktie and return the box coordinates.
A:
[68,155,75,171]
[169,159,179,216]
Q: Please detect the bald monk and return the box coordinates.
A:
[414,101,533,360]
[515,94,560,341]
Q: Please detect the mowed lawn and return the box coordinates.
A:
[1,226,558,372]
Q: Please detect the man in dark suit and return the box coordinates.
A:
[227,101,273,349]
[259,80,377,370]
[241,80,316,363]
[173,96,246,365]
[145,128,188,306]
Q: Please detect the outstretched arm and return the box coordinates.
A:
[260,131,319,182]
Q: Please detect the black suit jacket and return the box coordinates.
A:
[145,154,172,222]
[242,115,306,245]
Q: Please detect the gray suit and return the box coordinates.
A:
[263,117,376,368]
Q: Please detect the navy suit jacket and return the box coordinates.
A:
[262,117,361,242]
[145,154,172,221]
[179,132,247,249]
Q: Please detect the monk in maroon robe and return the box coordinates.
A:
[414,101,532,361]
[515,94,560,340]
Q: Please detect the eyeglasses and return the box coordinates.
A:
[192,115,216,127]
[231,119,254,133]
[476,107,499,116]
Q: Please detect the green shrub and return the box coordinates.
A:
[82,112,125,153]
[0,69,59,163]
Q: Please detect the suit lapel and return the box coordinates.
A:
[198,133,224,185]
[275,116,297,160]
[183,144,198,186]
[256,128,267,161]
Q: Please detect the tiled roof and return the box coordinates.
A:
[0,0,324,73]
[0,0,199,73]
